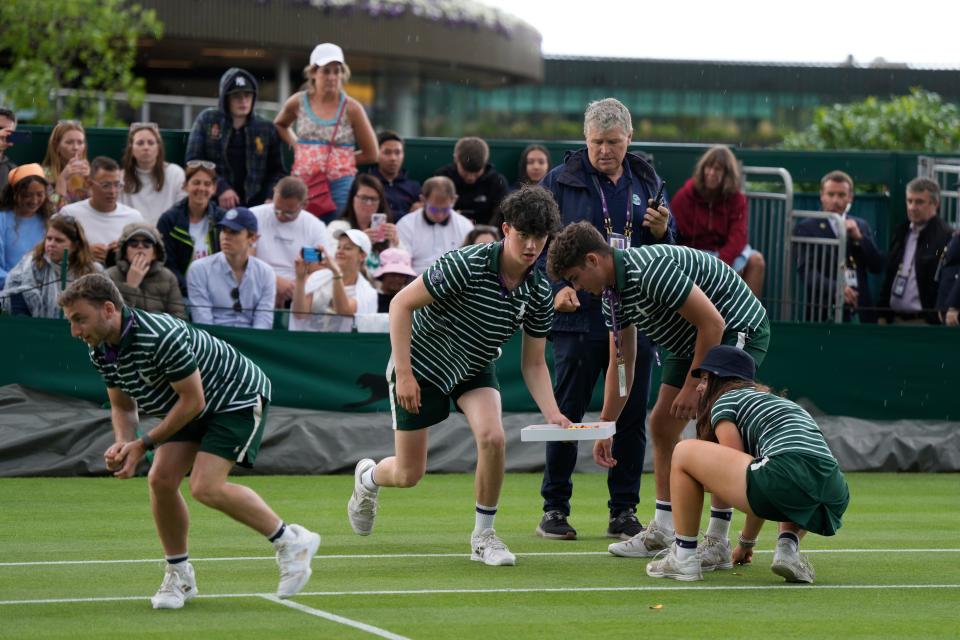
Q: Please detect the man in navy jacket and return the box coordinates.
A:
[536,98,674,542]
[794,171,884,323]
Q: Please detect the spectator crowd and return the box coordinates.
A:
[0,42,957,330]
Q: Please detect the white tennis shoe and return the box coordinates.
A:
[151,561,197,609]
[471,528,516,566]
[274,524,321,598]
[347,458,379,536]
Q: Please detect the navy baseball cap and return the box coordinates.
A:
[219,207,258,233]
[691,345,756,381]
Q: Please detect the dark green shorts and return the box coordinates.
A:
[389,361,500,431]
[745,452,849,536]
[660,317,771,389]
[165,396,269,468]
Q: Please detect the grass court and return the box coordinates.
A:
[1,472,957,639]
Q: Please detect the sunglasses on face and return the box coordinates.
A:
[230,287,242,313]
[94,180,124,191]
[127,238,155,249]
[186,160,216,170]
[426,205,452,216]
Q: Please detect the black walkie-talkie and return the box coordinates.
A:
[650,181,666,208]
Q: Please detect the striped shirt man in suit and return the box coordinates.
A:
[347,187,571,567]
[59,273,319,610]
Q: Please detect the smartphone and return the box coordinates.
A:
[6,130,31,144]
[371,213,387,229]
[302,246,322,263]
[650,181,666,209]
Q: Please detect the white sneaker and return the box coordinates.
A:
[771,539,815,584]
[470,528,516,566]
[274,524,321,598]
[151,561,197,609]
[347,458,379,536]
[608,520,673,558]
[699,534,733,572]
[645,544,703,581]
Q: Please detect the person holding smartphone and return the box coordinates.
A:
[329,174,400,265]
[291,228,377,332]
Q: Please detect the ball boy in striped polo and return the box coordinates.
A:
[547,221,771,567]
[59,274,319,609]
[347,186,571,566]
[645,345,848,582]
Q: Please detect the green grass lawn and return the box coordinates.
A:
[1,472,958,639]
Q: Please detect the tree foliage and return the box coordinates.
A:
[0,0,162,125]
[782,89,960,152]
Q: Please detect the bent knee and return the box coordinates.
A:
[148,467,184,494]
[749,252,766,269]
[188,479,225,506]
[394,467,424,488]
[474,429,506,452]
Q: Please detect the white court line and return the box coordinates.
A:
[262,594,410,640]
[1,548,958,567]
[2,584,959,606]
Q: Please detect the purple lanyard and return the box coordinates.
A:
[593,174,632,365]
[592,174,634,247]
[604,286,624,364]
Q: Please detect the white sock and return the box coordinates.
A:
[654,500,674,530]
[706,508,734,539]
[474,503,497,534]
[361,465,379,493]
[675,534,698,562]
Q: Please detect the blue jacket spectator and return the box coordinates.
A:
[185,68,285,208]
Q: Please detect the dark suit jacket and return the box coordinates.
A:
[879,215,954,323]
[794,214,884,322]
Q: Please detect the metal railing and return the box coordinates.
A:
[789,211,847,323]
[47,88,282,129]
[917,156,960,229]
[741,166,794,321]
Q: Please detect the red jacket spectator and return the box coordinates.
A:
[671,177,748,266]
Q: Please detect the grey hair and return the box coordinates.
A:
[906,177,940,205]
[583,98,633,138]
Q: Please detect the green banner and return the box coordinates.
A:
[2,315,956,421]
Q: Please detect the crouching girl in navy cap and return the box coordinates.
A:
[645,345,849,584]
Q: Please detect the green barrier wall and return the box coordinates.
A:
[12,127,951,237]
[2,315,956,421]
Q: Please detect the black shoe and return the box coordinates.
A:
[606,508,644,540]
[536,510,577,540]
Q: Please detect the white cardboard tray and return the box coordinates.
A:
[520,422,615,442]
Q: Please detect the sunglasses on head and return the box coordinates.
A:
[129,122,159,133]
[186,160,216,170]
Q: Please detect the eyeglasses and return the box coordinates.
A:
[94,180,124,191]
[230,287,242,313]
[186,160,217,170]
[129,122,159,133]
[354,195,379,205]
[127,238,155,248]
[426,205,452,216]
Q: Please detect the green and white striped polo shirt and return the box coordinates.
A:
[710,387,835,460]
[603,246,766,356]
[91,307,271,417]
[413,242,553,394]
